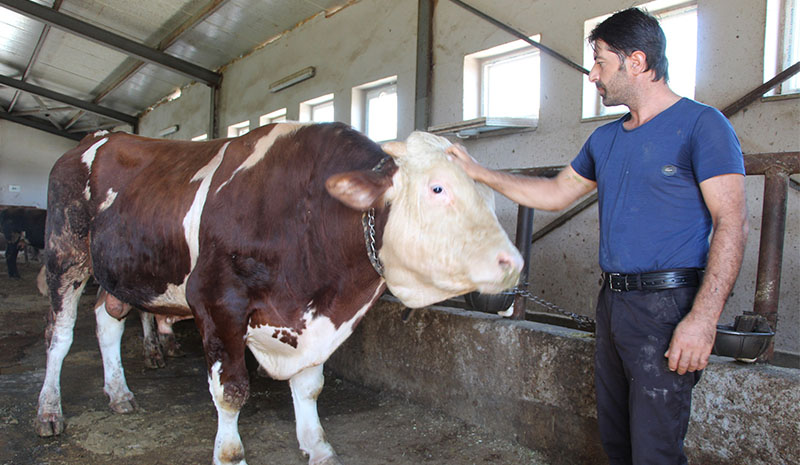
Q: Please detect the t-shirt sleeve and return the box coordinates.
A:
[570,137,596,182]
[691,107,745,182]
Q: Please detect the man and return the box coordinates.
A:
[447,8,747,465]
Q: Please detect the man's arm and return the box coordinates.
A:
[665,173,748,374]
[446,144,596,211]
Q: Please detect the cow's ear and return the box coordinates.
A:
[381,141,407,159]
[326,170,392,211]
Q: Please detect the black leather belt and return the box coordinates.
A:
[604,269,704,292]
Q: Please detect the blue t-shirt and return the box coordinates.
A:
[570,98,744,274]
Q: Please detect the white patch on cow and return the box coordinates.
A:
[245,283,384,380]
[95,302,134,409]
[93,130,110,138]
[208,361,245,465]
[289,364,338,462]
[147,282,190,309]
[98,188,118,212]
[216,123,305,193]
[81,138,109,200]
[185,142,229,269]
[146,143,229,311]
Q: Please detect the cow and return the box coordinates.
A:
[36,123,523,465]
[1,206,46,278]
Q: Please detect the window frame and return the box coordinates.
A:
[227,120,250,137]
[765,0,800,96]
[259,108,287,126]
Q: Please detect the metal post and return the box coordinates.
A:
[414,0,433,131]
[753,168,790,362]
[512,205,534,320]
[209,84,220,139]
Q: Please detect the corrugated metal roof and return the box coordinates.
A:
[0,0,353,139]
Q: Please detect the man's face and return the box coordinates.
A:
[588,40,631,107]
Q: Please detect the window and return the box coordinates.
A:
[300,94,335,122]
[227,120,250,137]
[582,1,698,119]
[463,37,541,120]
[352,77,398,142]
[765,0,800,95]
[259,108,287,126]
[191,134,208,141]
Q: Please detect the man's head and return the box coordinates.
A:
[589,8,669,83]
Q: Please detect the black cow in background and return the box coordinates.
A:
[1,207,46,278]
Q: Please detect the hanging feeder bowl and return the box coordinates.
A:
[712,313,775,362]
[464,290,515,314]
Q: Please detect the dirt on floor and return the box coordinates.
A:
[0,261,548,465]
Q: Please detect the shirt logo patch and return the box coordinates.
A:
[661,165,677,176]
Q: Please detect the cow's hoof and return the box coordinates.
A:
[34,414,65,437]
[144,349,166,369]
[311,454,344,465]
[162,336,185,358]
[109,397,137,414]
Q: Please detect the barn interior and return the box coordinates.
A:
[0,1,798,464]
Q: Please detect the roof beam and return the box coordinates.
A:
[0,0,222,87]
[0,111,84,141]
[0,74,138,125]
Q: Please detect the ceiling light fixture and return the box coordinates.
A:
[269,67,316,93]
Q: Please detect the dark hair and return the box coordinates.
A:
[589,8,669,82]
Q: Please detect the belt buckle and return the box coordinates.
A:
[609,273,622,292]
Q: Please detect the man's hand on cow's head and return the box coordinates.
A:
[445,144,484,182]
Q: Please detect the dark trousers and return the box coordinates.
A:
[594,284,702,465]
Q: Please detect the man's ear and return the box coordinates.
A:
[628,50,648,75]
[325,169,393,211]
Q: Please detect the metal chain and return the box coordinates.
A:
[513,286,596,330]
[362,208,384,276]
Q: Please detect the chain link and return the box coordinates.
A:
[513,286,596,330]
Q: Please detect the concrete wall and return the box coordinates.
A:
[328,301,800,465]
[137,0,799,358]
[0,121,77,208]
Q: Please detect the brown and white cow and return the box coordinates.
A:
[36,123,522,465]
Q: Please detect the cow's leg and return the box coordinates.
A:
[208,360,248,465]
[5,238,20,278]
[140,311,166,369]
[35,271,89,436]
[95,301,136,413]
[155,314,184,357]
[289,364,342,465]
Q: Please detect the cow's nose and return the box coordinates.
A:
[497,250,523,274]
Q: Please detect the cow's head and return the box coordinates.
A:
[326,131,523,308]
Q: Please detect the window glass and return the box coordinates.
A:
[366,83,397,142]
[463,36,541,120]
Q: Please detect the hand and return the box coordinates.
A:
[445,144,483,180]
[665,311,717,375]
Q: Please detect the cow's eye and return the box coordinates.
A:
[432,185,443,194]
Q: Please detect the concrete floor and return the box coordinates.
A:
[0,261,548,465]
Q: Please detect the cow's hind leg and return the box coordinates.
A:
[95,301,136,413]
[290,364,342,465]
[35,270,89,436]
[140,311,166,369]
